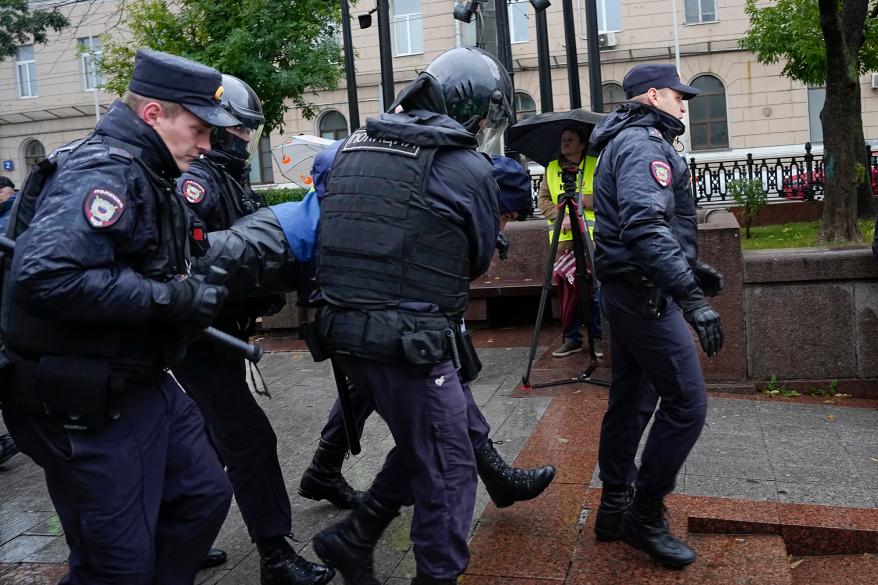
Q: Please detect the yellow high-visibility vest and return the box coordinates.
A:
[545,156,597,243]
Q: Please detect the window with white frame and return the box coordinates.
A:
[23,139,46,168]
[509,0,529,43]
[78,36,103,91]
[515,91,537,120]
[689,74,729,150]
[16,45,37,98]
[807,86,826,143]
[684,0,717,24]
[582,0,621,33]
[249,134,275,185]
[601,82,626,113]
[391,0,424,56]
[319,111,349,140]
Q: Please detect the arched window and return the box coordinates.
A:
[515,91,537,120]
[689,74,728,150]
[23,139,45,168]
[601,82,626,113]
[319,111,349,141]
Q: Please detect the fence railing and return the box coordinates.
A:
[528,142,875,210]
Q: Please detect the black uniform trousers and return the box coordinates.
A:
[597,279,708,499]
[3,374,232,585]
[173,335,293,543]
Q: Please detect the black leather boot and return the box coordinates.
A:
[298,443,364,509]
[593,485,633,542]
[199,547,227,570]
[312,493,399,585]
[474,439,556,508]
[620,495,695,568]
[256,537,335,585]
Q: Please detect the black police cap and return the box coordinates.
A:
[622,64,701,100]
[129,49,239,127]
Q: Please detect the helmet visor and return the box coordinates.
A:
[475,91,512,153]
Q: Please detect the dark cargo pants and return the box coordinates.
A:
[3,373,232,585]
[597,279,708,498]
[173,336,293,542]
[338,356,477,580]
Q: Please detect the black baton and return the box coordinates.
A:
[329,357,362,455]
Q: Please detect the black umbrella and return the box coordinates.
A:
[507,109,607,167]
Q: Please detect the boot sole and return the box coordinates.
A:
[593,528,622,542]
[298,487,359,510]
[621,532,695,569]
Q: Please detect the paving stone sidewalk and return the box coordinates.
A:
[0,344,876,584]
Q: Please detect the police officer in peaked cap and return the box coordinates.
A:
[0,48,240,584]
[588,63,725,568]
[173,74,334,585]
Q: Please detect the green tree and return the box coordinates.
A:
[729,178,768,239]
[0,0,69,58]
[741,0,878,242]
[100,0,343,132]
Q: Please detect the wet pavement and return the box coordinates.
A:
[0,327,876,584]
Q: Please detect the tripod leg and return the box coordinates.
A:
[566,199,599,361]
[521,201,569,387]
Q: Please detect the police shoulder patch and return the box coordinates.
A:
[181,179,206,204]
[650,160,672,188]
[83,187,126,229]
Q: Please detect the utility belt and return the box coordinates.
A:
[0,350,159,432]
[604,271,666,320]
[303,305,482,382]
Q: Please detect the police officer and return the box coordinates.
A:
[298,155,556,513]
[173,74,333,585]
[589,64,724,568]
[0,49,236,584]
[309,47,512,585]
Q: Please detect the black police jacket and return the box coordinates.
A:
[177,153,286,335]
[2,101,191,368]
[590,102,700,299]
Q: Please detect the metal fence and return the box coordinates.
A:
[528,142,876,210]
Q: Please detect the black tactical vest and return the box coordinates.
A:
[0,136,188,371]
[195,156,265,231]
[318,129,470,317]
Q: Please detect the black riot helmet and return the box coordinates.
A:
[425,47,513,152]
[210,74,265,164]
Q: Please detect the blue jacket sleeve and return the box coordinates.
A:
[613,136,697,297]
[12,156,164,323]
[270,189,321,262]
[312,139,343,199]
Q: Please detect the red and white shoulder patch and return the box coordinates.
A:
[83,188,125,229]
[181,179,206,204]
[650,160,672,188]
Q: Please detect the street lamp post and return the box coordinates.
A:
[583,0,603,112]
[340,0,360,131]
[561,0,582,109]
[535,9,553,112]
[376,0,395,110]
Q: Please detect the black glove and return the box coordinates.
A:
[679,295,724,356]
[694,261,724,297]
[496,232,510,261]
[157,278,228,330]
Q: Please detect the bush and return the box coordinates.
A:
[728,179,767,239]
[257,187,309,206]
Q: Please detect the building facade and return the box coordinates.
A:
[3,0,878,188]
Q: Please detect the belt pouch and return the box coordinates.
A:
[637,287,664,319]
[34,356,112,432]
[455,330,482,384]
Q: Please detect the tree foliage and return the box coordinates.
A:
[0,0,69,59]
[101,0,344,132]
[740,0,878,85]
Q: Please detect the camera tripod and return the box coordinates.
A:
[521,166,609,389]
